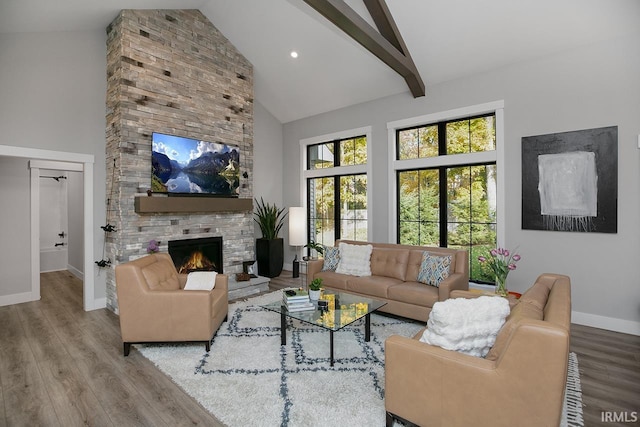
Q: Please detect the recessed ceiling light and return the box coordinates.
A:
[290,51,299,59]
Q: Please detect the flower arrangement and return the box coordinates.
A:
[147,239,160,254]
[478,247,521,296]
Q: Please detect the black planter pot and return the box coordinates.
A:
[256,238,284,278]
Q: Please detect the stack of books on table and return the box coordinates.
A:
[282,289,315,312]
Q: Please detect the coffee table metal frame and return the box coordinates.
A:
[261,291,387,367]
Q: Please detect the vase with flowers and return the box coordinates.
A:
[478,247,521,297]
[147,239,160,254]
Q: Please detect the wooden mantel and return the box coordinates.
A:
[134,196,253,214]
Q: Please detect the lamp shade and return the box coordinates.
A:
[288,207,306,247]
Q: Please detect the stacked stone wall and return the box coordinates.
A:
[105,9,254,312]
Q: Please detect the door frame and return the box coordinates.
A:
[0,145,96,311]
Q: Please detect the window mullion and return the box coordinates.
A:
[438,123,447,247]
[334,175,340,242]
[306,178,313,255]
[439,167,447,247]
[438,122,446,155]
[303,165,367,179]
[396,170,401,243]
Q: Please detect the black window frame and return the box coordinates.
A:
[395,113,497,283]
[306,135,368,248]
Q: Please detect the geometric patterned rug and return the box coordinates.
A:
[135,291,583,427]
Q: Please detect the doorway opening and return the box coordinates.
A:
[0,145,96,311]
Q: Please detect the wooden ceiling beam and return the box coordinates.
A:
[303,0,425,98]
[363,0,406,54]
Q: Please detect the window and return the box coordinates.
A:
[303,131,370,248]
[308,136,367,169]
[393,109,501,284]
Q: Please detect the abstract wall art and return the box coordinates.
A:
[522,126,617,233]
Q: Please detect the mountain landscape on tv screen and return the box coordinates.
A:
[151,134,239,196]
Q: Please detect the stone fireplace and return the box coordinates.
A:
[104,9,255,313]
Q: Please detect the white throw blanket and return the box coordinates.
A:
[420,296,510,357]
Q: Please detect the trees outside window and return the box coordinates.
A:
[306,135,368,248]
[396,114,497,283]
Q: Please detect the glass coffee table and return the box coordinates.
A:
[261,290,387,366]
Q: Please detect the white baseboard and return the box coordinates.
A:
[0,291,38,307]
[0,289,105,312]
[67,264,84,280]
[572,311,640,336]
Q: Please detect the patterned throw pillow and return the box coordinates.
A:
[321,245,340,271]
[417,252,452,287]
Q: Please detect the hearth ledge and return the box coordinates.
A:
[228,275,270,300]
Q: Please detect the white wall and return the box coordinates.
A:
[253,100,284,239]
[0,31,107,300]
[0,29,279,304]
[0,157,30,296]
[282,34,640,334]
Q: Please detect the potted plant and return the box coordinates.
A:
[304,240,324,260]
[254,197,288,278]
[309,277,323,301]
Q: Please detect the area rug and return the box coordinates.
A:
[135,291,583,427]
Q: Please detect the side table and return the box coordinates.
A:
[298,259,310,291]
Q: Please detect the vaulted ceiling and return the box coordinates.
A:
[1,0,638,123]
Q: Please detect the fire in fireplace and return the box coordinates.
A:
[168,237,223,274]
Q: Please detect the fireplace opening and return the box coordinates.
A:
[168,237,223,274]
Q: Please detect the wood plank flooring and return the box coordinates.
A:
[0,270,638,426]
[0,271,224,427]
[570,324,640,426]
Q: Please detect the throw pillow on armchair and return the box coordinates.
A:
[420,295,510,357]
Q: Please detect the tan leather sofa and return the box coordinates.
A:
[115,253,228,356]
[385,273,572,427]
[307,240,469,322]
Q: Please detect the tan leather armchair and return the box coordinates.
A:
[115,253,228,356]
[385,274,571,427]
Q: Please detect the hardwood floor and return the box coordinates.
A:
[0,271,224,427]
[0,270,638,426]
[570,324,640,426]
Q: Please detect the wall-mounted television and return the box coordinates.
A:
[151,132,240,196]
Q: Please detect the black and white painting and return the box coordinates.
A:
[522,126,617,233]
